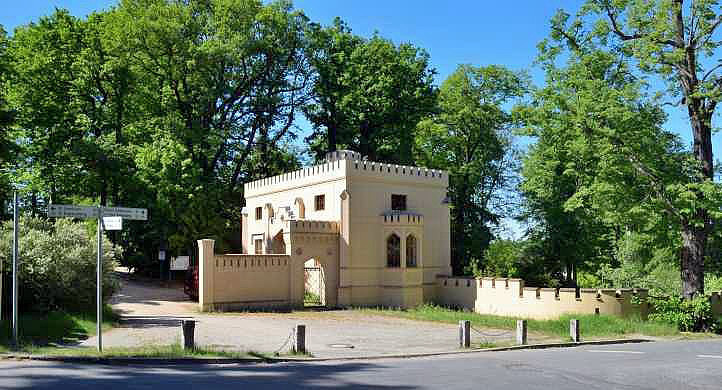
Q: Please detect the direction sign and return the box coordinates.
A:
[46,202,147,353]
[170,256,190,271]
[102,207,148,221]
[48,204,98,219]
[48,205,147,220]
[102,216,123,231]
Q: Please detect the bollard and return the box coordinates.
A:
[295,324,306,354]
[516,320,528,345]
[459,320,470,348]
[570,319,580,342]
[181,320,196,350]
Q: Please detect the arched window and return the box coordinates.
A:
[294,198,305,219]
[387,234,401,267]
[406,235,417,267]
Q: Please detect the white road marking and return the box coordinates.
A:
[697,355,722,359]
[587,350,645,354]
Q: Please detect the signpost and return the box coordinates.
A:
[170,256,190,271]
[48,204,147,352]
[12,192,18,347]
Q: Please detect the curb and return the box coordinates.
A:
[0,338,651,365]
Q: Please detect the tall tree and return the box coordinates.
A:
[0,25,15,212]
[415,65,526,276]
[522,43,721,293]
[303,18,363,156]
[550,0,722,299]
[109,0,309,255]
[305,23,437,163]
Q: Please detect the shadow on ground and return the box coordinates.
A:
[0,361,416,389]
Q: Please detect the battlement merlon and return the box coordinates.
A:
[244,157,448,198]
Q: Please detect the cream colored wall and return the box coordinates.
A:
[244,163,347,254]
[341,160,450,307]
[197,239,294,311]
[239,154,451,309]
[436,276,649,320]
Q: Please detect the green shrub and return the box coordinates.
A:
[0,217,120,313]
[647,295,719,333]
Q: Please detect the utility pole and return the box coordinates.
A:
[97,206,103,352]
[12,191,18,347]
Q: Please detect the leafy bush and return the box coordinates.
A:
[706,274,722,293]
[647,295,719,333]
[0,217,120,313]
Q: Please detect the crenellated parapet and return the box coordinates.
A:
[244,155,448,198]
[436,276,649,320]
[214,254,290,271]
[287,220,339,234]
[381,212,423,225]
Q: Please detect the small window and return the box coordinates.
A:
[406,235,417,267]
[254,238,263,254]
[391,194,407,211]
[387,234,401,267]
[315,194,325,211]
[255,207,262,220]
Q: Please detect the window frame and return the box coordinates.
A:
[315,194,325,211]
[255,206,262,220]
[406,234,418,268]
[386,233,401,268]
[391,194,407,211]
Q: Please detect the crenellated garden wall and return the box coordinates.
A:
[436,276,651,320]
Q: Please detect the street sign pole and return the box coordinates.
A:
[47,203,147,354]
[97,206,103,353]
[12,191,18,348]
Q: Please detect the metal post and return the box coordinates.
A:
[97,206,103,352]
[12,191,18,347]
[459,320,470,348]
[570,319,580,342]
[516,320,528,345]
[295,324,306,354]
[181,320,196,350]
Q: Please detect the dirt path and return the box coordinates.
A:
[82,270,553,358]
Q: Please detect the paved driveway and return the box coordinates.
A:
[82,270,555,358]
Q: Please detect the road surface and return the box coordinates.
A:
[2,339,721,389]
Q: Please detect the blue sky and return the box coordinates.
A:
[3,0,719,153]
[4,1,721,238]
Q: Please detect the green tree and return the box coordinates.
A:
[305,22,437,163]
[0,25,15,212]
[549,0,722,298]
[415,65,526,275]
[303,18,363,157]
[522,41,720,292]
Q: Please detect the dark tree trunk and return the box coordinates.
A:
[327,120,337,154]
[680,98,713,298]
[359,120,372,160]
[680,221,706,299]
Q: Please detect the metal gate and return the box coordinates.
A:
[304,266,323,306]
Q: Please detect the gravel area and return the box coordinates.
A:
[81,270,554,358]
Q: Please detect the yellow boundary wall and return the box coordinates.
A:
[436,276,650,320]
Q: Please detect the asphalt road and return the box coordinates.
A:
[2,340,721,389]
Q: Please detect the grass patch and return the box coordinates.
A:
[358,304,681,340]
[0,305,119,352]
[304,291,321,306]
[6,343,311,360]
[17,343,257,359]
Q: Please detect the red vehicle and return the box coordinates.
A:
[184,266,199,301]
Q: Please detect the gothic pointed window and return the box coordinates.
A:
[406,235,417,267]
[387,234,401,268]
